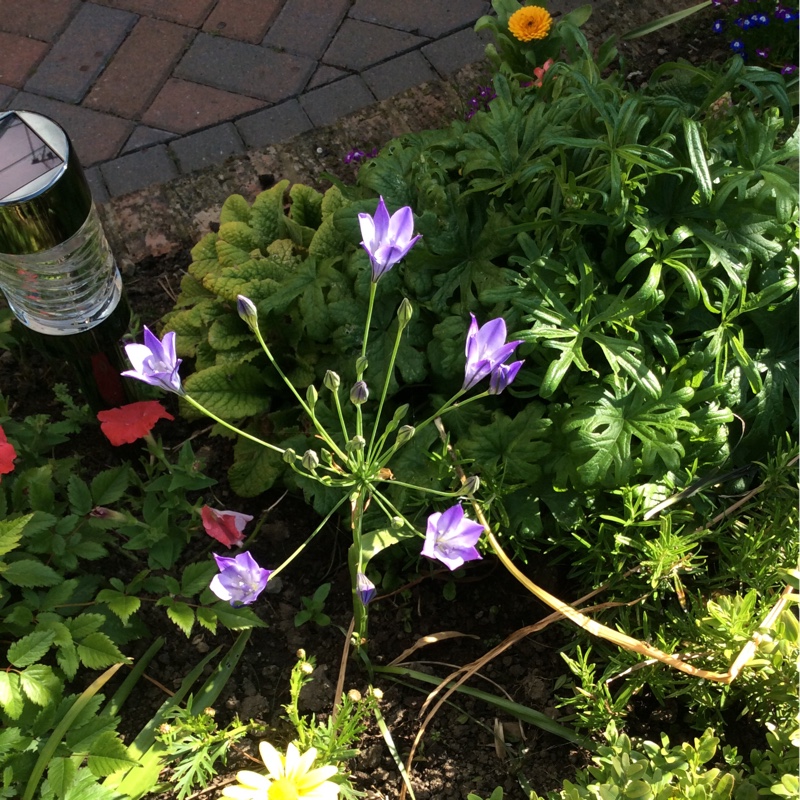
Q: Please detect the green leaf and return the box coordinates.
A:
[67,475,92,516]
[181,561,216,597]
[90,466,131,506]
[196,606,218,634]
[162,598,196,638]
[19,664,59,706]
[87,732,140,778]
[250,180,290,245]
[212,601,267,630]
[219,194,252,225]
[47,757,77,799]
[1,558,61,587]
[183,364,270,419]
[76,633,127,670]
[683,117,712,204]
[0,515,32,557]
[67,614,106,640]
[7,629,56,668]
[228,434,284,497]
[0,671,24,719]
[95,589,141,625]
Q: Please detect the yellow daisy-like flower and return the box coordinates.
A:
[222,742,340,800]
[508,5,553,42]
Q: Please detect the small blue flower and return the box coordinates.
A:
[730,39,746,53]
[713,19,725,32]
[781,64,797,75]
[756,13,768,24]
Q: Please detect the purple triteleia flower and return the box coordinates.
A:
[357,572,376,605]
[422,505,484,571]
[489,360,524,395]
[463,314,523,391]
[358,196,422,282]
[209,551,271,606]
[122,326,183,395]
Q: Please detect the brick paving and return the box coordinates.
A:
[0,0,504,198]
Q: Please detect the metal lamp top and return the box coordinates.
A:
[0,110,92,256]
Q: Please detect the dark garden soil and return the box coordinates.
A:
[0,3,730,798]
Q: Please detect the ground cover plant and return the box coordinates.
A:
[0,1,798,798]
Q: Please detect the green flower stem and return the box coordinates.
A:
[370,488,418,537]
[349,489,368,644]
[376,478,470,498]
[360,282,378,370]
[182,395,285,456]
[269,495,348,580]
[367,318,405,463]
[410,389,491,437]
[249,321,348,462]
[331,388,350,445]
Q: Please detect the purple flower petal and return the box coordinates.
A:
[358,196,422,281]
[357,572,376,605]
[489,360,524,395]
[122,326,184,395]
[422,505,484,571]
[463,314,523,391]
[209,551,271,606]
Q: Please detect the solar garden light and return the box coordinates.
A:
[0,110,134,409]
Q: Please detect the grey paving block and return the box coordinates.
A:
[100,145,178,197]
[169,123,245,173]
[122,125,178,154]
[298,75,375,128]
[350,0,490,39]
[85,166,110,205]
[24,3,137,102]
[236,100,313,149]
[323,19,427,71]
[363,50,437,101]
[422,28,491,77]
[262,0,350,59]
[175,33,315,104]
[307,64,349,90]
[0,84,16,110]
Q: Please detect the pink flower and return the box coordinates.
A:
[0,425,16,478]
[532,58,554,88]
[201,506,254,548]
[97,401,174,446]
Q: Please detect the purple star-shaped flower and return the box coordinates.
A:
[422,505,484,571]
[209,551,271,606]
[122,326,183,395]
[357,572,376,605]
[358,196,422,282]
[463,314,523,392]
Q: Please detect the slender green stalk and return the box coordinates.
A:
[367,319,405,462]
[376,478,468,498]
[330,387,350,444]
[410,389,490,437]
[360,282,378,369]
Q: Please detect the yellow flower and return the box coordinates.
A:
[508,5,553,42]
[222,742,340,800]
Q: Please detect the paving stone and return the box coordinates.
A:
[203,0,282,44]
[0,0,80,42]
[0,84,16,110]
[121,125,178,154]
[169,122,245,173]
[175,34,315,104]
[422,28,491,77]
[363,50,437,101]
[142,78,264,135]
[262,0,350,59]
[307,64,350,90]
[299,75,375,128]
[0,32,49,89]
[84,165,110,205]
[350,0,489,39]
[101,145,178,196]
[85,18,195,118]
[93,0,215,27]
[236,99,313,148]
[9,92,134,166]
[24,4,136,103]
[323,19,427,72]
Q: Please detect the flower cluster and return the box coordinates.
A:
[344,146,379,165]
[508,5,553,42]
[711,0,798,73]
[465,85,497,121]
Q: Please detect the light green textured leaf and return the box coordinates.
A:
[47,756,77,799]
[2,559,61,587]
[251,180,290,245]
[95,589,141,625]
[7,629,56,668]
[56,643,80,680]
[67,614,106,640]
[289,183,323,228]
[308,215,346,259]
[0,515,32,557]
[20,664,59,706]
[218,220,260,253]
[161,598,195,638]
[212,601,267,630]
[196,606,218,634]
[207,314,254,351]
[0,671,23,718]
[228,435,283,497]
[76,633,126,670]
[87,732,140,778]
[64,768,120,800]
[183,364,270,419]
[215,238,252,270]
[219,194,252,225]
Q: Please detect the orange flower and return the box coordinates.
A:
[508,5,553,42]
[97,401,174,446]
[533,58,555,87]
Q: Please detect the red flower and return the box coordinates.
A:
[97,401,174,446]
[0,425,17,477]
[533,58,554,88]
[201,506,253,548]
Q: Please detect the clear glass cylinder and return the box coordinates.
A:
[0,203,121,335]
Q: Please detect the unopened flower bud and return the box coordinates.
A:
[355,356,368,375]
[396,425,415,446]
[283,448,297,464]
[321,449,333,466]
[237,295,258,327]
[346,435,366,453]
[306,384,318,409]
[460,475,481,495]
[392,404,409,423]
[397,297,413,329]
[302,449,320,471]
[296,648,306,659]
[300,661,314,675]
[203,707,216,717]
[347,689,362,702]
[90,506,127,523]
[350,381,369,405]
[391,516,404,530]
[158,723,172,734]
[323,370,341,392]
